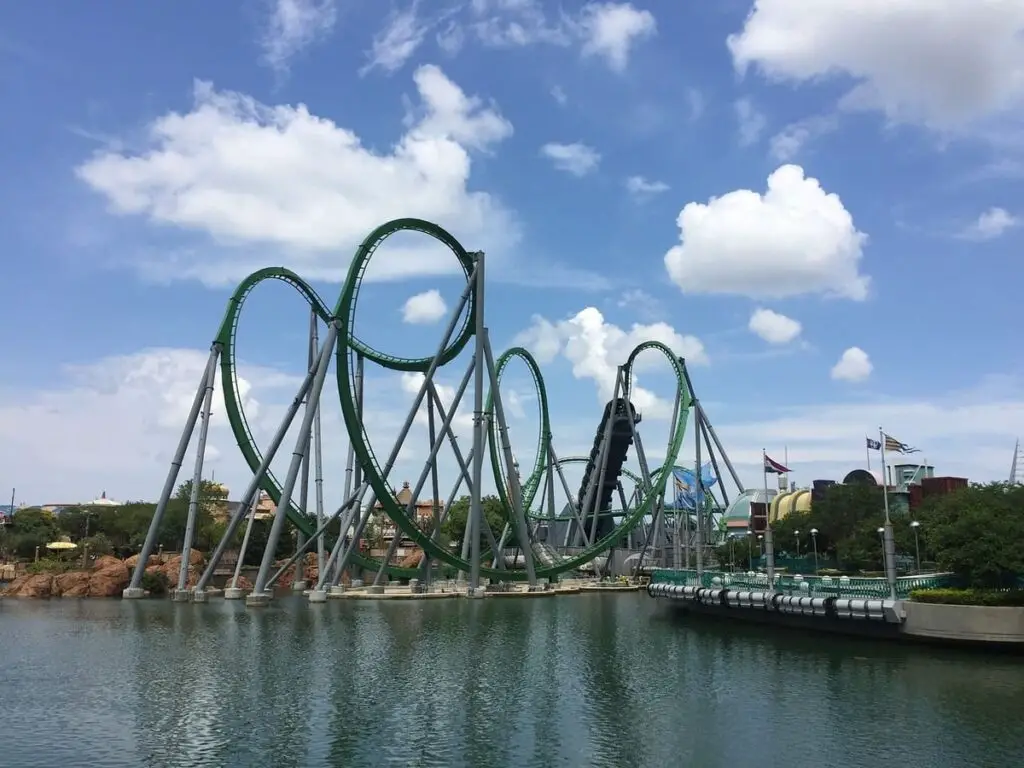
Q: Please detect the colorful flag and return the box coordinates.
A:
[883,434,919,454]
[763,454,790,474]
[866,438,881,450]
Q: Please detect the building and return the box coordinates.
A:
[40,491,123,514]
[371,481,442,543]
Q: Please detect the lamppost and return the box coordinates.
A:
[876,527,885,571]
[910,520,921,573]
[794,530,801,558]
[746,530,754,571]
[810,528,819,574]
[729,536,736,572]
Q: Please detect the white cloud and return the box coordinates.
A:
[6,349,1021,507]
[361,5,430,75]
[716,379,1024,487]
[728,0,1024,131]
[734,98,766,146]
[76,65,517,285]
[769,115,839,161]
[550,85,567,105]
[959,206,1019,241]
[514,307,707,418]
[663,164,870,300]
[541,142,601,177]
[686,88,705,122]
[402,289,448,324]
[625,175,669,198]
[830,347,872,382]
[577,2,656,72]
[260,0,337,74]
[464,1,654,71]
[748,308,802,345]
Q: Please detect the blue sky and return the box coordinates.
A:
[1,0,1023,506]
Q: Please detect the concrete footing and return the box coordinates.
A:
[291,580,308,592]
[192,589,208,603]
[329,585,347,597]
[367,585,385,595]
[350,579,363,588]
[223,587,244,600]
[170,589,192,602]
[467,587,487,599]
[245,591,272,607]
[308,589,328,603]
[122,587,146,600]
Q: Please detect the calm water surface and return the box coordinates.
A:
[1,594,1022,768]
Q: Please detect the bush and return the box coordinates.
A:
[141,570,169,596]
[909,588,1024,607]
[79,533,114,557]
[26,558,77,575]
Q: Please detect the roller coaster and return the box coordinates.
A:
[124,218,747,603]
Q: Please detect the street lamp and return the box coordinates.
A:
[910,520,922,573]
[876,527,885,571]
[746,530,754,571]
[729,536,736,572]
[810,528,819,574]
[794,530,801,558]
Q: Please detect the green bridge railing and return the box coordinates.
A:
[650,569,957,600]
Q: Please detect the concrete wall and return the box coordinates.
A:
[902,602,1024,646]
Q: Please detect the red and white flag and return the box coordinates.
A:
[763,453,790,475]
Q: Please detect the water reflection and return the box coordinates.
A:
[1,596,1022,768]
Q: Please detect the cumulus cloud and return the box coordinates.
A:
[260,0,337,74]
[541,142,601,177]
[577,2,656,72]
[663,164,870,300]
[75,65,516,285]
[728,0,1024,131]
[625,175,669,198]
[748,308,802,345]
[958,207,1019,241]
[831,347,872,382]
[514,307,707,418]
[402,289,448,324]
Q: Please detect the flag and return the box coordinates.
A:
[883,434,919,454]
[866,438,881,451]
[763,454,790,474]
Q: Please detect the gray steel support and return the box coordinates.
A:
[586,369,622,546]
[311,318,327,577]
[482,329,536,585]
[330,354,363,588]
[230,496,258,588]
[696,405,730,507]
[126,345,220,595]
[249,320,340,599]
[293,311,317,589]
[193,357,319,592]
[694,396,704,579]
[176,344,220,593]
[468,255,487,591]
[420,394,442,587]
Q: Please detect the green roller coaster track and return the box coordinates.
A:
[215,218,693,581]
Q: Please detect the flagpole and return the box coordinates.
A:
[878,427,897,601]
[866,439,872,473]
[762,449,775,591]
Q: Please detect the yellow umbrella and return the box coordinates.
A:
[45,541,78,551]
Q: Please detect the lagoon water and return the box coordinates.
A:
[1,594,1022,768]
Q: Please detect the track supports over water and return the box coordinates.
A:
[126,217,753,603]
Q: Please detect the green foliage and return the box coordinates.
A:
[441,495,507,549]
[910,588,1024,607]
[3,507,60,560]
[714,536,759,570]
[26,557,77,575]
[916,482,1024,589]
[79,533,114,557]
[141,570,169,596]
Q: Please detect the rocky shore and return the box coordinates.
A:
[0,551,330,598]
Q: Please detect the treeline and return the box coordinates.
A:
[716,482,1024,589]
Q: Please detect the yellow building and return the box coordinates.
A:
[769,488,812,524]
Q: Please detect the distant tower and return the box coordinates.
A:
[1012,439,1023,484]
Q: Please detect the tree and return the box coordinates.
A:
[4,507,59,560]
[917,482,1024,589]
[441,495,508,550]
